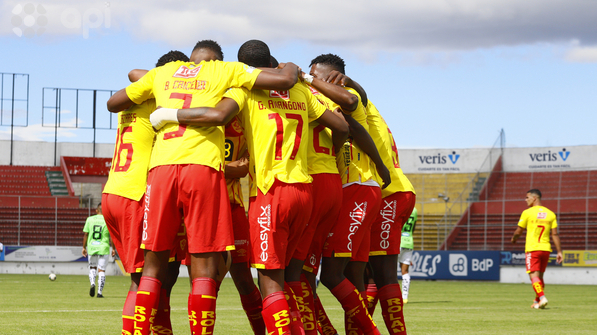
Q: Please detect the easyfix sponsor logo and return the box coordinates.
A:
[347,202,367,251]
[258,204,272,262]
[142,185,151,241]
[418,151,460,165]
[528,148,570,162]
[379,199,397,249]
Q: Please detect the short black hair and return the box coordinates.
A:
[270,55,279,68]
[156,50,189,67]
[237,40,271,68]
[528,189,542,199]
[309,53,346,74]
[193,40,224,61]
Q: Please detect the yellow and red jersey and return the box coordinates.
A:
[224,82,326,196]
[518,206,558,252]
[365,101,415,198]
[224,116,246,206]
[306,86,338,175]
[125,60,262,171]
[103,99,156,201]
[334,87,377,186]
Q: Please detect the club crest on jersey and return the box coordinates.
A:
[269,90,289,99]
[537,212,547,219]
[173,65,202,79]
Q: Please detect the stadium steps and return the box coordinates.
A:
[0,165,60,196]
[45,170,70,196]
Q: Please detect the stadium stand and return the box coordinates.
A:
[443,162,597,250]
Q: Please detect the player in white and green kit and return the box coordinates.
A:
[82,203,114,298]
[399,207,417,303]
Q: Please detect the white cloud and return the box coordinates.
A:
[0,122,77,141]
[2,0,597,52]
[565,46,597,63]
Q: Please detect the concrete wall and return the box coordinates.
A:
[500,265,597,285]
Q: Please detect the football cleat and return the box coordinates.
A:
[538,296,548,309]
[89,284,95,297]
[403,299,408,304]
[97,294,104,298]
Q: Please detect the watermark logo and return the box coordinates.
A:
[11,2,111,39]
[11,3,47,38]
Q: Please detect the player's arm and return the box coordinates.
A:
[303,73,359,112]
[511,226,524,244]
[107,89,135,113]
[150,98,240,130]
[252,62,299,91]
[129,69,148,82]
[82,232,88,257]
[225,156,249,179]
[324,70,368,108]
[551,227,563,264]
[314,109,349,153]
[343,114,391,189]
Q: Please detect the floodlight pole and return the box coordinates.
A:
[10,74,15,165]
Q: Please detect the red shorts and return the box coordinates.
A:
[249,180,313,270]
[323,184,382,262]
[170,218,188,263]
[297,174,343,273]
[102,193,145,274]
[370,192,416,256]
[142,164,234,254]
[230,203,251,264]
[526,250,550,273]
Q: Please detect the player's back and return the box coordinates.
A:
[125,60,261,171]
[224,116,246,206]
[103,99,156,201]
[84,214,110,255]
[519,206,557,252]
[334,88,377,186]
[365,101,415,197]
[306,85,339,176]
[225,82,326,196]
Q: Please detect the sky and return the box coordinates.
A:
[0,0,596,149]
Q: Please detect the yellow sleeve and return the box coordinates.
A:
[227,62,262,90]
[518,211,528,229]
[223,88,249,111]
[125,67,157,104]
[302,83,327,122]
[551,215,558,229]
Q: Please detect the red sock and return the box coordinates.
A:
[284,282,306,335]
[189,278,218,335]
[134,276,161,335]
[122,291,136,334]
[299,275,318,335]
[330,279,379,335]
[240,286,266,335]
[365,284,379,317]
[262,291,292,335]
[378,284,407,335]
[152,289,172,334]
[314,296,337,335]
[531,277,545,298]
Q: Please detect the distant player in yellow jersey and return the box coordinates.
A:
[103,50,189,335]
[107,39,300,335]
[512,189,563,309]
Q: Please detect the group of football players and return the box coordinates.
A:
[104,38,416,335]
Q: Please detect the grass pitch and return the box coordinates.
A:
[1,273,596,334]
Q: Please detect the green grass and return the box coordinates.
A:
[1,274,596,334]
